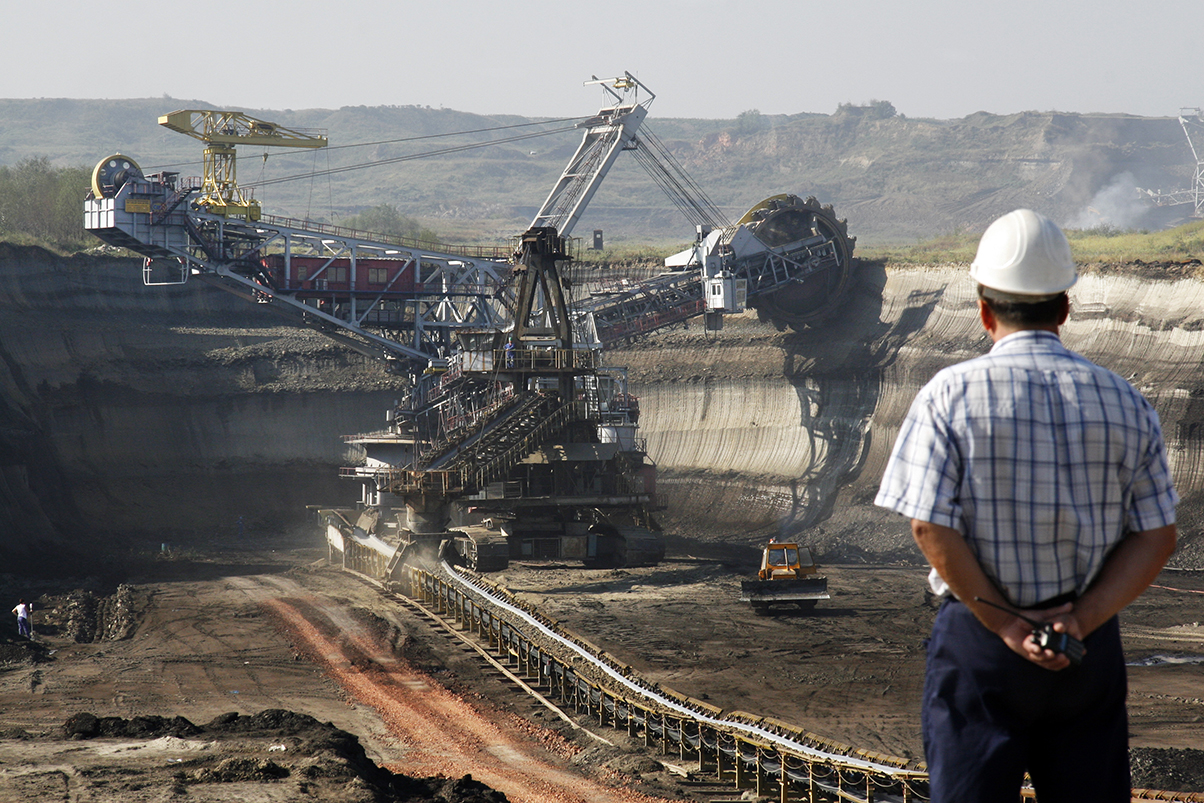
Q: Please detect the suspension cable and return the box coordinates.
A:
[246,125,580,189]
[143,115,590,173]
[321,115,590,151]
[632,147,721,231]
[633,124,730,230]
[632,148,708,229]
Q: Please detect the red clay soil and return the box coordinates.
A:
[262,593,671,803]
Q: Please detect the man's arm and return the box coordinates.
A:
[1073,524,1177,636]
[911,519,1076,670]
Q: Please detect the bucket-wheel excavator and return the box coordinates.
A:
[83,73,856,576]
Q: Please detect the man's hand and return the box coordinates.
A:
[910,519,1075,669]
[997,602,1084,671]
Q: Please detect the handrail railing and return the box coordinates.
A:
[421,388,531,470]
[468,400,588,489]
[495,347,600,372]
[259,213,513,260]
[384,398,589,496]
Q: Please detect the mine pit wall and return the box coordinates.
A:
[5,245,1204,571]
[46,390,398,538]
[0,245,408,566]
[618,261,1204,567]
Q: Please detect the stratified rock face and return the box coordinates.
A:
[617,261,1204,566]
[3,246,1202,569]
[0,244,407,565]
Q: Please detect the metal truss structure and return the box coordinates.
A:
[1139,108,1204,218]
[158,109,328,221]
[530,72,729,237]
[86,75,856,375]
[530,73,652,237]
[85,76,665,371]
[1183,108,1204,217]
[86,163,514,365]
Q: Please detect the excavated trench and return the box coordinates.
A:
[3,244,1204,570]
[0,244,410,568]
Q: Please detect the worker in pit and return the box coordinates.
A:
[504,336,515,369]
[12,598,31,639]
[875,209,1177,803]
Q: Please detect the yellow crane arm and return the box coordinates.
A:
[158,110,327,149]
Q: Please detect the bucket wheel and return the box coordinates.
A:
[739,195,856,328]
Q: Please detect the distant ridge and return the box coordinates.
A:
[0,98,1191,244]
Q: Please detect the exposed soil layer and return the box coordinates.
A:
[42,709,508,803]
[3,545,1203,801]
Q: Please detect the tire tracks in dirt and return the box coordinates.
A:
[259,585,670,803]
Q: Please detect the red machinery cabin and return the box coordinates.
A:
[261,254,417,296]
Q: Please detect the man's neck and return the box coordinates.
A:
[978,297,1066,345]
[989,323,1060,344]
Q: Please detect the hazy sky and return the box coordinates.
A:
[4,0,1200,120]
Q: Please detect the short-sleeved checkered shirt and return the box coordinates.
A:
[876,329,1177,607]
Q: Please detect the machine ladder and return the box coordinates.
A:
[384,396,588,497]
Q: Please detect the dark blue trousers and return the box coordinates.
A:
[923,599,1130,803]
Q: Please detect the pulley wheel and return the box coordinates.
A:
[91,154,143,199]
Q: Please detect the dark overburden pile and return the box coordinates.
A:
[1131,747,1204,793]
[57,709,508,802]
[63,712,201,739]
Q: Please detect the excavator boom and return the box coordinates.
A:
[528,72,650,238]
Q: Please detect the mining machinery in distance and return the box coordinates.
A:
[740,541,830,614]
[83,73,856,576]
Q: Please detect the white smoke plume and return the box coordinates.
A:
[1066,171,1149,231]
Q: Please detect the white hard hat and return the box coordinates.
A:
[970,209,1076,299]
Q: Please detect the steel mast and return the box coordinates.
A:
[528,73,651,238]
[1182,108,1204,218]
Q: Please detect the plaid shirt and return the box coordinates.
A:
[876,330,1177,607]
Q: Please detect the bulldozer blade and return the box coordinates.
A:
[740,578,830,604]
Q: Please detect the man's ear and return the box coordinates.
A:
[978,298,996,334]
[1057,294,1070,326]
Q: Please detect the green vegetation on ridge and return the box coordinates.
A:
[1067,220,1204,263]
[861,219,1204,266]
[0,157,91,252]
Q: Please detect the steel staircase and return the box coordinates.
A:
[385,395,588,497]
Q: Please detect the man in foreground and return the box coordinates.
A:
[876,209,1178,802]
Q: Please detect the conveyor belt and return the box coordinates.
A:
[410,562,929,802]
[331,533,1202,802]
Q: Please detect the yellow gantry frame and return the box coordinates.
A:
[159,110,328,221]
